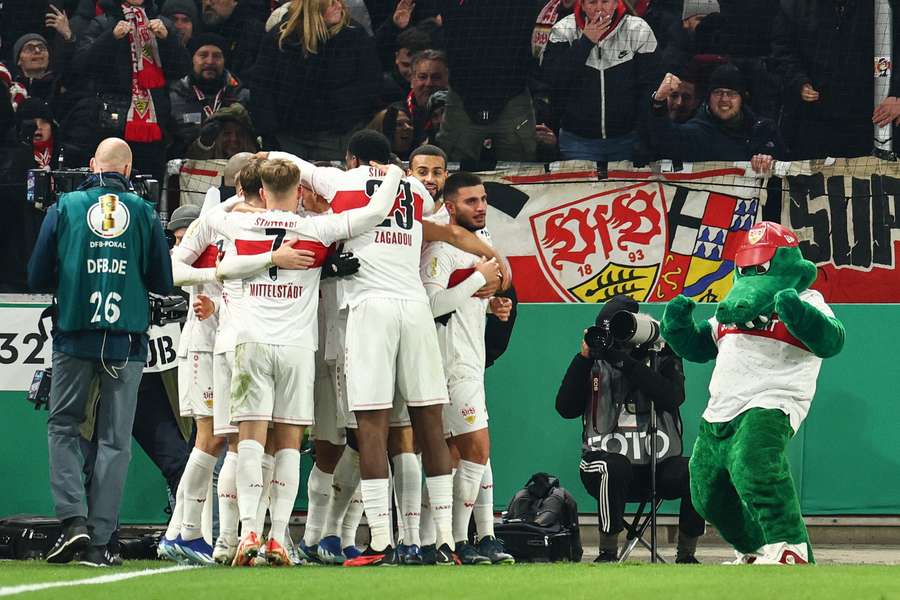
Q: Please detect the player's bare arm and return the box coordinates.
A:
[422,221,511,294]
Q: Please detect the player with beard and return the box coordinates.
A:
[420,173,515,565]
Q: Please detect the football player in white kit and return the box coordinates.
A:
[214,158,405,566]
[421,172,515,565]
[161,153,254,565]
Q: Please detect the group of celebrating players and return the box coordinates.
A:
[156,130,515,568]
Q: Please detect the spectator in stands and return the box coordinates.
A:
[648,65,785,169]
[160,0,199,46]
[72,0,187,180]
[200,0,265,79]
[367,102,415,160]
[0,98,55,291]
[541,0,659,162]
[252,0,380,160]
[168,33,250,157]
[184,102,259,159]
[665,66,702,124]
[373,0,439,71]
[407,49,449,148]
[11,7,79,119]
[436,0,541,163]
[772,1,900,160]
[381,26,432,105]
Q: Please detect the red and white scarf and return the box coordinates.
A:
[33,137,53,168]
[122,4,165,143]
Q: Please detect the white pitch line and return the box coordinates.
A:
[0,565,196,597]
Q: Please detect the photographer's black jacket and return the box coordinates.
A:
[556,345,685,460]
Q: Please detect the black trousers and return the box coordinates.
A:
[131,372,190,494]
[580,450,705,538]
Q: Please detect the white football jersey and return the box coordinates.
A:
[172,194,242,354]
[420,230,493,379]
[215,209,352,350]
[311,165,435,308]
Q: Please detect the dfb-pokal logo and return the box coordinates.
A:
[87,193,130,239]
[529,182,667,303]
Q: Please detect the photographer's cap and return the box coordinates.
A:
[735,221,799,267]
[167,204,200,232]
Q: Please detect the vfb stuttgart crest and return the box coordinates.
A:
[529,182,667,302]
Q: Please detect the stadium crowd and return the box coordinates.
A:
[2,0,899,291]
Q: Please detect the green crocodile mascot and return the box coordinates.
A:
[661,221,845,565]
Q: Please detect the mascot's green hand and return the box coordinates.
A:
[666,294,696,321]
[774,288,803,325]
[661,295,718,363]
[774,288,845,358]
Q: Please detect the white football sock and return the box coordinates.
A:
[254,453,275,536]
[360,478,391,551]
[302,464,333,546]
[425,474,454,550]
[217,451,239,543]
[341,484,364,548]
[269,449,300,546]
[322,447,360,539]
[453,460,486,545]
[392,453,422,546]
[419,480,435,547]
[180,448,218,541]
[474,459,495,540]
[164,477,185,541]
[236,440,264,536]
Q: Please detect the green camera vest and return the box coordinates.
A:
[55,185,157,334]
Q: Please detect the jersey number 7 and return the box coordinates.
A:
[367,179,415,231]
[265,227,286,281]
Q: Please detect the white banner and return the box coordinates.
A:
[0,300,181,392]
[0,303,52,391]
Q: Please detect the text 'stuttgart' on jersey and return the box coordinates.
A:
[311,165,435,308]
[171,194,242,354]
[213,209,356,350]
[421,229,493,379]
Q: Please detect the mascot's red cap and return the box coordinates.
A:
[735,221,799,267]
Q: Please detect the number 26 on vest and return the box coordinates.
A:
[89,291,122,324]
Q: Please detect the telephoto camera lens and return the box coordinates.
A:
[609,311,662,347]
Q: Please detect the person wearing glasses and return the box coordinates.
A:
[648,63,786,173]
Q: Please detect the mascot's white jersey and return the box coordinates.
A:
[704,288,834,432]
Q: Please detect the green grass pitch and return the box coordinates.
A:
[1,561,899,599]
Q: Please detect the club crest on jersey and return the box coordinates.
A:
[87,193,130,239]
[529,182,666,303]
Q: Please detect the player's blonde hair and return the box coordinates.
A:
[259,159,301,196]
[278,0,349,55]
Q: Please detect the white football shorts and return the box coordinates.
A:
[178,351,214,418]
[230,342,315,425]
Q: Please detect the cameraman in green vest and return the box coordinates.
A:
[27,138,173,567]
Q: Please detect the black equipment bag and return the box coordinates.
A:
[495,472,583,562]
[0,515,62,560]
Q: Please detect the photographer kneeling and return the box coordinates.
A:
[555,295,704,563]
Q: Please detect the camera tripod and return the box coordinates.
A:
[617,348,667,564]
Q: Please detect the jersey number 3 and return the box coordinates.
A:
[367,180,415,231]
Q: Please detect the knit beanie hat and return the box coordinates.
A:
[160,0,199,25]
[707,63,748,96]
[13,34,49,64]
[188,33,230,60]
